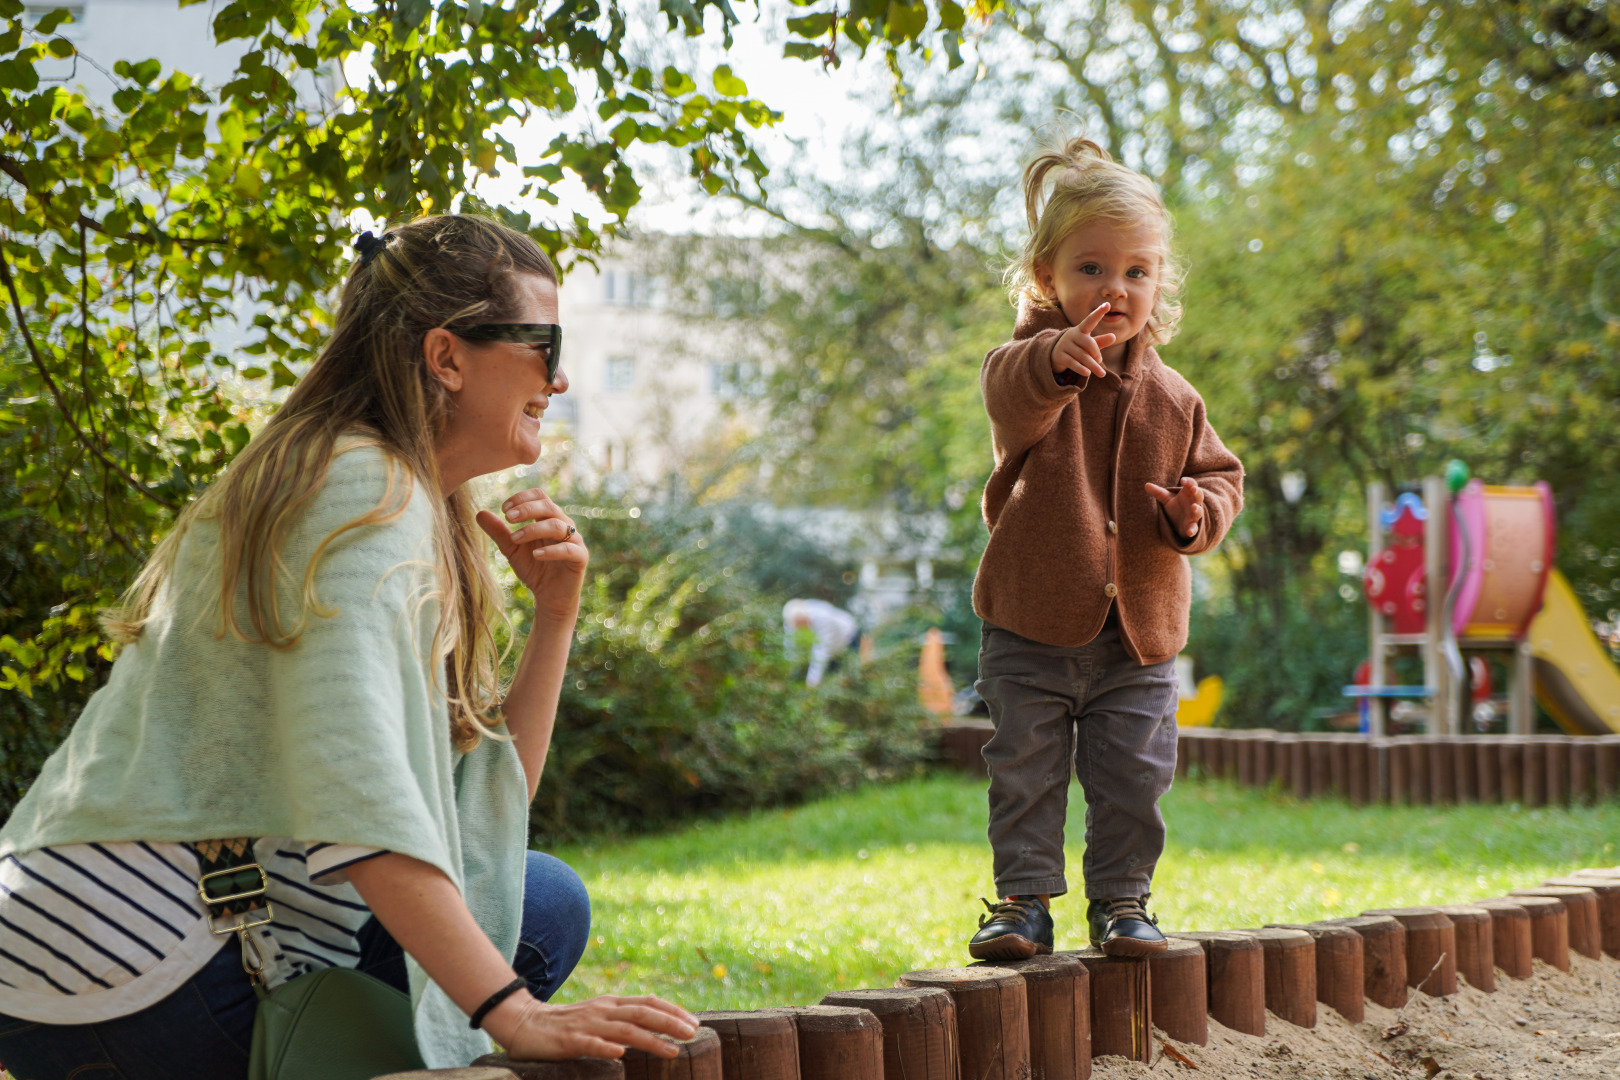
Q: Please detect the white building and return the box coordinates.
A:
[547,253,765,488]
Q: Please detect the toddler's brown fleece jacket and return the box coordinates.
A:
[972,303,1244,664]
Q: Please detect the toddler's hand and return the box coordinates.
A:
[1146,477,1205,540]
[1050,303,1117,382]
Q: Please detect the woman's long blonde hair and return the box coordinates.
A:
[1006,135,1185,345]
[106,213,557,750]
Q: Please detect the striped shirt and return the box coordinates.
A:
[0,839,383,1024]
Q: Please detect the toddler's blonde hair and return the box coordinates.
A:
[1006,135,1184,346]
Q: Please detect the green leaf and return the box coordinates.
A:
[399,0,432,29]
[783,41,824,61]
[466,0,484,24]
[786,13,834,37]
[46,36,74,58]
[661,66,697,96]
[712,64,747,97]
[33,6,72,34]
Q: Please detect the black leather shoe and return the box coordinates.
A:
[968,896,1054,961]
[1087,895,1167,957]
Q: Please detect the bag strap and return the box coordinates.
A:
[188,838,275,985]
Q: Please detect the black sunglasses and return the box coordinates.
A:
[454,323,562,382]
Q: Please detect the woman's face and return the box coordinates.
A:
[426,273,567,491]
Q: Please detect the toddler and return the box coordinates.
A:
[967,137,1244,959]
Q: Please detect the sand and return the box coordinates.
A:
[1095,954,1620,1079]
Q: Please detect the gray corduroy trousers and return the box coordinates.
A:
[976,615,1180,900]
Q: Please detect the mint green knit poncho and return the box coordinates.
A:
[0,444,529,1068]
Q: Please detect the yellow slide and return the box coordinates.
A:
[1527,569,1620,735]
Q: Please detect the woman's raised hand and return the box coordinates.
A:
[476,487,588,619]
[1051,302,1117,380]
[489,991,700,1061]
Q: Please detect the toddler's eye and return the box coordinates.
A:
[1079,263,1101,275]
[1127,267,1148,279]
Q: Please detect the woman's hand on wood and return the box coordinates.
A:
[487,991,699,1061]
[476,487,587,619]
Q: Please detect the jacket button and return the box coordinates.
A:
[1107,520,1118,534]
[1104,583,1118,598]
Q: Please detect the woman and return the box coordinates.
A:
[0,215,696,1077]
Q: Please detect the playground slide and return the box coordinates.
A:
[1527,569,1620,735]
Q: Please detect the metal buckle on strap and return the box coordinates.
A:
[198,863,275,937]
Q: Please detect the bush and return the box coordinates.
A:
[518,489,932,844]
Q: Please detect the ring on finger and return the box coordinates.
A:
[565,524,576,538]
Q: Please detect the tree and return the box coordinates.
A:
[0,0,995,686]
[0,0,1000,809]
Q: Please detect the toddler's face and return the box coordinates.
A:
[1035,218,1162,358]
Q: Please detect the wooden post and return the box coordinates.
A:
[821,987,957,1080]
[1308,738,1334,798]
[1235,732,1255,786]
[1268,923,1365,1024]
[1175,731,1194,779]
[470,1060,622,1080]
[384,1070,521,1080]
[1570,740,1597,804]
[1272,734,1296,794]
[788,1006,883,1080]
[1450,737,1477,803]
[1427,737,1454,805]
[1367,480,1389,736]
[1388,739,1411,806]
[1147,941,1208,1047]
[1472,899,1534,980]
[1498,895,1569,971]
[1368,738,1393,804]
[1499,738,1526,804]
[1252,732,1275,788]
[1069,951,1152,1063]
[1435,906,1495,992]
[1510,886,1602,960]
[1347,738,1372,806]
[1408,737,1433,804]
[1328,737,1352,800]
[1248,929,1316,1028]
[939,722,995,777]
[1545,736,1572,806]
[1475,738,1501,804]
[1545,876,1620,959]
[1323,915,1407,1009]
[1362,908,1456,997]
[1522,739,1548,807]
[1594,737,1620,800]
[1290,738,1311,800]
[1423,474,1452,734]
[696,1010,800,1080]
[897,967,1029,1080]
[979,955,1091,1080]
[1168,932,1264,1037]
[621,1028,724,1080]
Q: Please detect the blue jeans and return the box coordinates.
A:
[0,851,591,1080]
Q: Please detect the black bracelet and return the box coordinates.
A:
[469,977,528,1030]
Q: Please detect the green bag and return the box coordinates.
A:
[191,839,428,1080]
[248,965,426,1080]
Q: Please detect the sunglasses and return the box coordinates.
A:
[454,323,562,382]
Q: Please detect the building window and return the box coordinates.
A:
[606,356,636,393]
[709,361,760,399]
[602,269,660,308]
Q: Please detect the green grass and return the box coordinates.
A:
[547,772,1620,1010]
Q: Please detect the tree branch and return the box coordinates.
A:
[0,239,179,511]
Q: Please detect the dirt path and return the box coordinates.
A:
[1096,954,1620,1079]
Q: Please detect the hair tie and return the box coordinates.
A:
[354,230,395,268]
